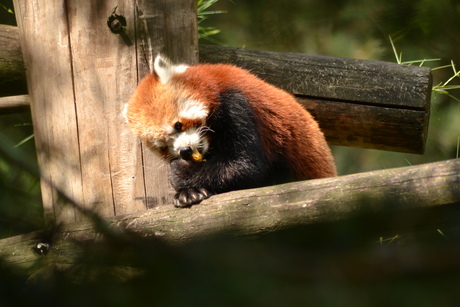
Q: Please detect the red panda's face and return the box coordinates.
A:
[124,56,211,163]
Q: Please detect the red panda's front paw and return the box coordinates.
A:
[174,188,212,208]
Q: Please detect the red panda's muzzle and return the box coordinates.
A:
[179,146,205,163]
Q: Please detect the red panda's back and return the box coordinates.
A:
[176,64,336,179]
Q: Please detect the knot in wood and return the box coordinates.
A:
[107,10,126,34]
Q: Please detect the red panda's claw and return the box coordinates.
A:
[174,188,212,208]
[197,187,212,199]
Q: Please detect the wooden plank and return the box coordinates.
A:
[12,0,198,223]
[199,45,432,154]
[136,0,198,68]
[135,0,199,208]
[301,98,428,153]
[1,159,459,273]
[0,24,27,97]
[13,0,82,224]
[199,45,432,110]
[0,95,30,114]
[65,0,146,216]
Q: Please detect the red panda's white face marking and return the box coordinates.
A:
[125,55,211,163]
[179,99,209,120]
[172,126,210,161]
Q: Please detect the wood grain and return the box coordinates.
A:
[199,45,432,153]
[199,45,432,110]
[0,95,29,114]
[301,98,428,153]
[13,0,83,224]
[0,25,27,97]
[1,158,459,272]
[135,0,198,209]
[12,0,198,224]
[65,0,145,217]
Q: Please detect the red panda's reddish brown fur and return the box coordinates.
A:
[125,56,336,207]
[176,63,336,180]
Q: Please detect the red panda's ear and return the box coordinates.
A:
[153,55,189,84]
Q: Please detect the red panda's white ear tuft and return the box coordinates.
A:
[153,55,189,84]
[122,103,129,123]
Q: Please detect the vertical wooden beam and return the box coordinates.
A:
[13,0,198,224]
[136,0,198,70]
[136,0,198,208]
[13,1,82,224]
[64,0,144,217]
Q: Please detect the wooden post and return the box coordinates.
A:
[13,0,198,225]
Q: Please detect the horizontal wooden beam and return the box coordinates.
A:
[199,45,432,154]
[1,158,458,273]
[301,98,427,152]
[0,95,30,114]
[199,45,431,110]
[0,25,432,153]
[0,25,432,108]
[0,25,27,97]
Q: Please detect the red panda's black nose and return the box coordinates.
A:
[179,147,193,160]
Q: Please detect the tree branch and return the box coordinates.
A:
[1,159,459,273]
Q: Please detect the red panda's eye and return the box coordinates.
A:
[159,146,168,152]
[174,122,183,131]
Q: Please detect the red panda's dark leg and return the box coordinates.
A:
[170,90,274,207]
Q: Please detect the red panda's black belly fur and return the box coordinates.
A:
[170,89,295,195]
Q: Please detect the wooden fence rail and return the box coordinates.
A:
[1,24,432,154]
[0,158,459,273]
[200,45,432,154]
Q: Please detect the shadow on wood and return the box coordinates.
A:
[1,158,458,272]
[1,159,459,306]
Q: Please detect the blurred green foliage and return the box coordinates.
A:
[197,0,227,43]
[0,114,43,238]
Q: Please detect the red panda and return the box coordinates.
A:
[124,55,336,207]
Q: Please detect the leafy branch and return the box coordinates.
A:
[390,36,460,103]
[197,0,226,43]
[0,3,14,14]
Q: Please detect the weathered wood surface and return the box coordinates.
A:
[12,0,198,224]
[14,1,83,224]
[1,25,431,153]
[200,45,431,109]
[136,0,198,71]
[200,45,432,154]
[135,0,198,211]
[1,158,459,272]
[0,25,27,97]
[0,94,29,114]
